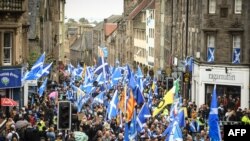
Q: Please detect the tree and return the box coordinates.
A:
[67,18,77,24]
[79,17,89,24]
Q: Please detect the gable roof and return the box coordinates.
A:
[145,0,155,9]
[70,31,93,51]
[93,15,122,31]
[105,23,117,36]
[127,0,150,20]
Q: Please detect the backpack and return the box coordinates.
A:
[11,132,19,141]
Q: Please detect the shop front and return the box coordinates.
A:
[0,66,23,116]
[192,62,250,109]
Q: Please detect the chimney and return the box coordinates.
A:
[103,18,108,38]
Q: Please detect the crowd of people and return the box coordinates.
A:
[0,75,250,141]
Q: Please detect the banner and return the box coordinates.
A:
[0,67,22,89]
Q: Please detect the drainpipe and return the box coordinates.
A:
[185,0,189,59]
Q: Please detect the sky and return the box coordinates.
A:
[65,0,124,22]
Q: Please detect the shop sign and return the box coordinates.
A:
[0,67,22,89]
[208,73,235,81]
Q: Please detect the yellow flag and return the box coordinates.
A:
[182,107,188,118]
[82,64,87,79]
[152,87,174,117]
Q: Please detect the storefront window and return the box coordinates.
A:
[205,84,241,110]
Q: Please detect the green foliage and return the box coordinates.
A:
[79,17,89,24]
[27,52,39,70]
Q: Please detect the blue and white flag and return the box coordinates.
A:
[136,65,144,78]
[38,62,53,78]
[96,73,105,85]
[207,47,215,62]
[111,68,122,86]
[107,90,119,120]
[38,77,48,97]
[93,91,105,104]
[98,46,108,57]
[176,110,185,128]
[136,104,151,132]
[127,65,137,90]
[208,85,221,141]
[147,90,153,109]
[129,112,137,140]
[185,56,193,72]
[232,48,240,64]
[67,63,74,74]
[172,121,183,141]
[133,86,145,105]
[94,57,109,76]
[31,52,45,73]
[25,52,46,80]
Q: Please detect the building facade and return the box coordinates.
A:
[0,0,29,108]
[148,0,250,107]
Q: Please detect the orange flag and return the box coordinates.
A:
[118,89,126,113]
[126,89,137,122]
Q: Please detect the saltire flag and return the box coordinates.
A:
[185,56,193,72]
[38,77,48,97]
[137,77,144,93]
[232,48,240,64]
[98,46,108,57]
[81,83,95,94]
[111,68,122,86]
[94,57,109,76]
[66,90,74,100]
[38,62,53,78]
[124,122,130,141]
[152,79,179,117]
[67,63,74,74]
[93,91,105,104]
[147,89,153,109]
[126,89,137,122]
[208,85,221,141]
[136,65,144,78]
[127,65,137,90]
[207,47,215,62]
[25,52,46,80]
[136,104,151,132]
[72,85,86,98]
[133,86,145,105]
[96,73,105,85]
[128,112,137,140]
[176,109,185,128]
[30,52,45,73]
[168,121,183,141]
[107,90,119,120]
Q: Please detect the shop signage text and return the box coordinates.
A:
[209,74,235,81]
[0,68,22,89]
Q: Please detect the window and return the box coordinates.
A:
[207,35,215,62]
[232,35,241,64]
[1,32,13,65]
[209,0,216,14]
[235,0,242,14]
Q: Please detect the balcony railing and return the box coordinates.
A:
[0,0,23,11]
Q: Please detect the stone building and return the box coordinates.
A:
[69,24,94,66]
[92,15,122,65]
[28,0,66,63]
[157,0,250,108]
[0,0,29,108]
[0,0,29,66]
